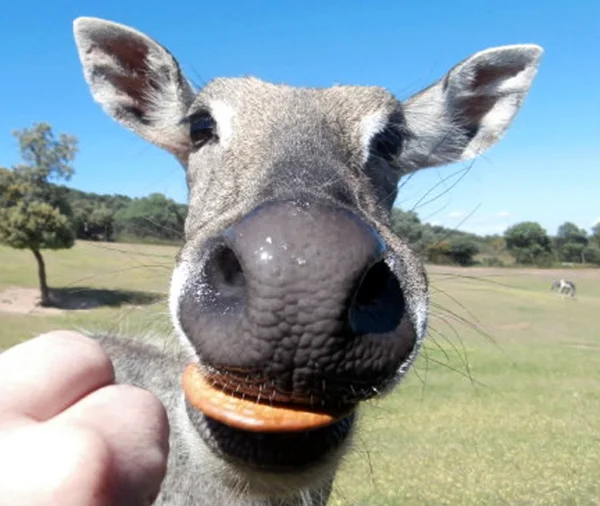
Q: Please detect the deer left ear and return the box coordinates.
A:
[73,17,195,157]
[398,44,543,172]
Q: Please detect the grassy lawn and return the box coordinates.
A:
[333,266,600,505]
[1,243,599,504]
[0,241,175,348]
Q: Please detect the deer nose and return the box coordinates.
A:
[178,200,414,405]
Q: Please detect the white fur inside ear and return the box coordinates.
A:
[142,47,196,143]
[210,100,236,149]
[461,94,522,159]
[400,44,543,171]
[360,112,387,163]
[459,53,542,158]
[73,17,195,156]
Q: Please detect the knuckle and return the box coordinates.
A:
[46,425,115,503]
[40,331,116,383]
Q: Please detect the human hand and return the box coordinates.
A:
[0,331,169,506]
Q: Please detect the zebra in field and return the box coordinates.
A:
[551,279,576,298]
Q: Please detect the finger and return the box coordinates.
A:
[51,383,170,505]
[0,423,114,506]
[0,331,114,422]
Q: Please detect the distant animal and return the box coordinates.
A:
[551,279,576,298]
[73,16,543,506]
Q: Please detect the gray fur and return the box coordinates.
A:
[74,16,543,505]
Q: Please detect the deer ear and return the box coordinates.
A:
[73,17,195,157]
[399,44,543,171]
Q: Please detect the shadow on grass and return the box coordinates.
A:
[49,286,165,310]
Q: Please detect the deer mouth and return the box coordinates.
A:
[182,363,356,470]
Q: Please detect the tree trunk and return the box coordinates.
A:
[31,248,51,307]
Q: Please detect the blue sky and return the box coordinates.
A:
[1,1,598,236]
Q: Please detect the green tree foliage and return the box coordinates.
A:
[447,237,480,266]
[504,221,553,266]
[71,199,114,240]
[426,239,452,265]
[89,204,115,239]
[27,181,186,244]
[0,124,77,306]
[390,208,486,265]
[391,209,426,249]
[487,236,507,255]
[114,193,186,242]
[591,222,600,248]
[554,222,588,263]
[582,245,600,266]
[13,123,77,180]
[67,189,132,241]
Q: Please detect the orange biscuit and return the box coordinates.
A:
[182,364,351,433]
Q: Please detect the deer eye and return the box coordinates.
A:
[189,112,218,149]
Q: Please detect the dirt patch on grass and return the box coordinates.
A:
[0,287,62,315]
[0,286,164,315]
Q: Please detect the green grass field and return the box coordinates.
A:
[1,242,599,505]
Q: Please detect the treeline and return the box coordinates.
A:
[1,169,187,245]
[39,183,600,266]
[58,186,186,243]
[44,185,600,267]
[391,209,600,267]
[8,122,593,309]
[3,154,599,267]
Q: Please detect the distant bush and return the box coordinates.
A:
[505,221,553,266]
[446,237,479,266]
[481,256,505,267]
[583,246,600,266]
[113,193,185,242]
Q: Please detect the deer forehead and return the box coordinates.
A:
[193,77,400,154]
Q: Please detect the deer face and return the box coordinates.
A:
[74,16,542,480]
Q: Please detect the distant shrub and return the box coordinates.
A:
[481,256,505,267]
[583,246,600,266]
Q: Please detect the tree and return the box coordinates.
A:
[447,236,479,266]
[89,204,115,240]
[592,222,600,248]
[114,193,185,242]
[390,208,444,256]
[425,240,452,265]
[0,124,78,306]
[70,198,95,238]
[504,221,553,265]
[582,245,600,266]
[391,209,424,248]
[489,236,507,255]
[71,200,115,240]
[554,222,588,263]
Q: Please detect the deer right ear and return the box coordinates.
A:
[398,44,543,172]
[73,17,195,157]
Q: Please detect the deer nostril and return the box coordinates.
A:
[348,259,404,335]
[215,247,245,289]
[203,245,246,308]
